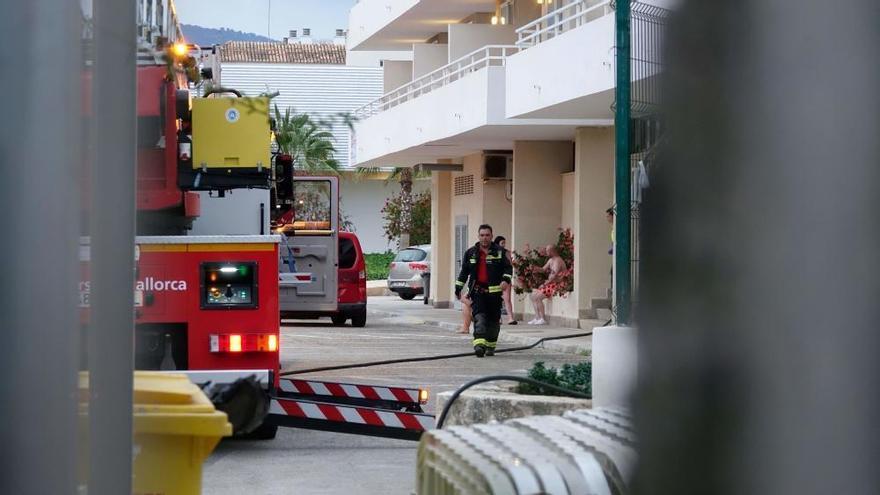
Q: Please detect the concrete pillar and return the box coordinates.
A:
[592,326,638,407]
[454,153,486,248]
[511,141,573,317]
[430,171,453,308]
[574,127,615,318]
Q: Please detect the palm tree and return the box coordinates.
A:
[273,105,340,174]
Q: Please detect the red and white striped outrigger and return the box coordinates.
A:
[266,377,434,441]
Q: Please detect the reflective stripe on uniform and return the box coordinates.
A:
[469,258,477,264]
[488,285,502,293]
[486,254,502,260]
[455,280,464,287]
[485,341,497,348]
[502,273,512,280]
[473,338,488,346]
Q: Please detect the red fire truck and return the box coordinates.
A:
[78,9,433,441]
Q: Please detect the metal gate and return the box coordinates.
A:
[628,2,669,305]
[613,1,670,316]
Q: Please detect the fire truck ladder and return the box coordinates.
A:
[266,377,434,441]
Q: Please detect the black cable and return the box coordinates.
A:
[279,330,593,376]
[436,375,591,429]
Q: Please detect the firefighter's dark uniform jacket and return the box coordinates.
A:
[455,242,513,297]
[456,242,512,352]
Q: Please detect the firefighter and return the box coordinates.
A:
[455,224,513,357]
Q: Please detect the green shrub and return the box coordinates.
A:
[364,252,395,281]
[516,361,592,398]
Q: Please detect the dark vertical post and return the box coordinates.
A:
[614,0,632,324]
[0,1,82,492]
[636,1,880,493]
[90,0,137,492]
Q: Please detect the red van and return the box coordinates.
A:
[332,231,367,327]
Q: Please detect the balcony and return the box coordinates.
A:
[355,45,518,119]
[347,0,646,167]
[351,41,609,167]
[505,0,616,119]
[351,45,518,166]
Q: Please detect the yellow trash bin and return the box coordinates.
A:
[131,372,232,495]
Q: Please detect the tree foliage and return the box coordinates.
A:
[381,190,431,246]
[273,105,340,174]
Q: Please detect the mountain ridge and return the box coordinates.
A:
[181,24,275,46]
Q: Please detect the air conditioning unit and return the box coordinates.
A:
[483,152,512,180]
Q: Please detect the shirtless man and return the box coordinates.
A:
[528,245,566,325]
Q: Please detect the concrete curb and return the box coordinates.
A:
[366,280,392,297]
[366,286,391,297]
[367,308,591,355]
[500,333,591,355]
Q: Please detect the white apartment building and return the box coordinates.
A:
[347,0,672,325]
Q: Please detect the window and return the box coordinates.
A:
[292,180,332,230]
[394,248,427,262]
[339,237,357,269]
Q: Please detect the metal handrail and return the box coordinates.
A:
[354,44,520,118]
[516,0,612,48]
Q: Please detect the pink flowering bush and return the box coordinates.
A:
[511,228,574,297]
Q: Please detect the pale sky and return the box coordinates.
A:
[175,0,356,41]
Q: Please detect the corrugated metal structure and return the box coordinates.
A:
[218,62,383,169]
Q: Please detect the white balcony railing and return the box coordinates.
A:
[516,0,612,48]
[353,45,520,119]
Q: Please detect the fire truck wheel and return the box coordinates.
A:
[350,308,367,328]
[399,293,417,300]
[331,315,347,326]
[244,422,278,440]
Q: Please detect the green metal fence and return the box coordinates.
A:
[614,1,670,322]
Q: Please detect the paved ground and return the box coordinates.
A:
[202,308,587,495]
[368,295,598,355]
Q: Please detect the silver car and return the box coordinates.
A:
[387,245,431,300]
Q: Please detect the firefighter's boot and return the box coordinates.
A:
[474,345,486,358]
[485,347,495,357]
